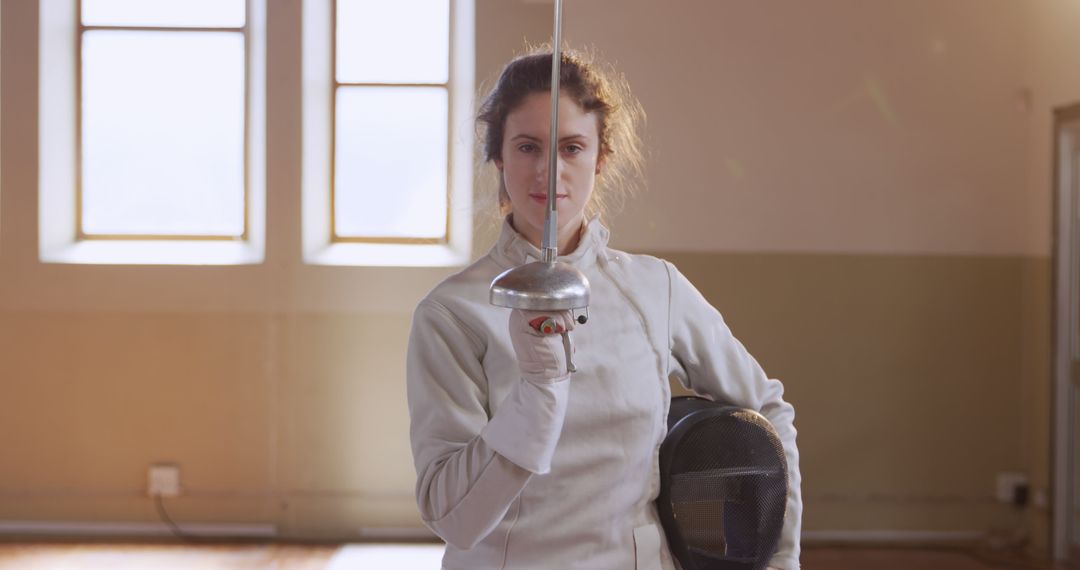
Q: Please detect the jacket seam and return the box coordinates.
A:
[499,495,523,569]
[419,298,486,356]
[598,255,671,509]
[663,261,675,378]
[597,256,663,377]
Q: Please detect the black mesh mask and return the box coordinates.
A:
[658,396,789,570]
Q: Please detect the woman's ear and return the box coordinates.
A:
[595,154,605,175]
[494,157,504,171]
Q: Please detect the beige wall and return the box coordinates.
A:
[560,0,1031,256]
[0,0,1073,554]
[665,253,1034,534]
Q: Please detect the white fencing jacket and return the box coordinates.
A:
[407,217,801,570]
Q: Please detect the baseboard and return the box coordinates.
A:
[0,522,985,545]
[354,526,989,546]
[349,528,987,544]
[357,526,438,541]
[0,520,277,538]
[802,530,986,544]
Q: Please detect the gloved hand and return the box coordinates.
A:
[481,309,577,474]
[508,309,576,382]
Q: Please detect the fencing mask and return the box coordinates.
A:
[658,396,789,570]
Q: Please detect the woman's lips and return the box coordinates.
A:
[529,193,567,203]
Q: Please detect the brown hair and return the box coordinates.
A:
[476,46,645,221]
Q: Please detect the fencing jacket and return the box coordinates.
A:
[406,217,802,570]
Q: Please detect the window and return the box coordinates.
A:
[39,0,469,266]
[40,0,266,264]
[303,0,473,266]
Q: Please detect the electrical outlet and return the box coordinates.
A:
[995,471,1027,505]
[147,464,181,497]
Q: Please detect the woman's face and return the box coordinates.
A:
[495,91,602,246]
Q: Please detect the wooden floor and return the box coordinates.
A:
[0,542,1070,570]
[803,545,1069,570]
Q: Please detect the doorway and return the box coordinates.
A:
[1053,104,1080,566]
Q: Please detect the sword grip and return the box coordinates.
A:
[526,316,576,373]
[561,331,576,373]
[528,316,565,335]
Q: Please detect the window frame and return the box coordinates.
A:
[330,0,452,246]
[39,0,267,265]
[75,0,252,242]
[303,0,473,267]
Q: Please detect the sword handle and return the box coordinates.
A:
[528,316,565,335]
[527,316,576,373]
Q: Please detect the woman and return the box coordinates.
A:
[406,49,801,570]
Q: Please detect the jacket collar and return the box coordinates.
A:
[490,215,610,270]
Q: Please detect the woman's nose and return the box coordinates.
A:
[534,156,549,183]
[534,154,564,181]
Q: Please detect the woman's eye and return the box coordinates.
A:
[518,143,537,153]
[563,144,583,154]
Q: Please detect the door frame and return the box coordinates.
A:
[1052,102,1080,564]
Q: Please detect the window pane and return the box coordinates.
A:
[81,31,246,236]
[82,0,245,28]
[336,0,449,84]
[335,87,448,239]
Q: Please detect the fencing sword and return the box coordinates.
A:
[489,0,589,372]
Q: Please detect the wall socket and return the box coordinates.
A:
[995,471,1028,506]
[147,464,181,497]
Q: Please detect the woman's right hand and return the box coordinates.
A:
[508,309,576,382]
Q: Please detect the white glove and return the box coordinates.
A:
[480,309,576,474]
[508,309,576,382]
